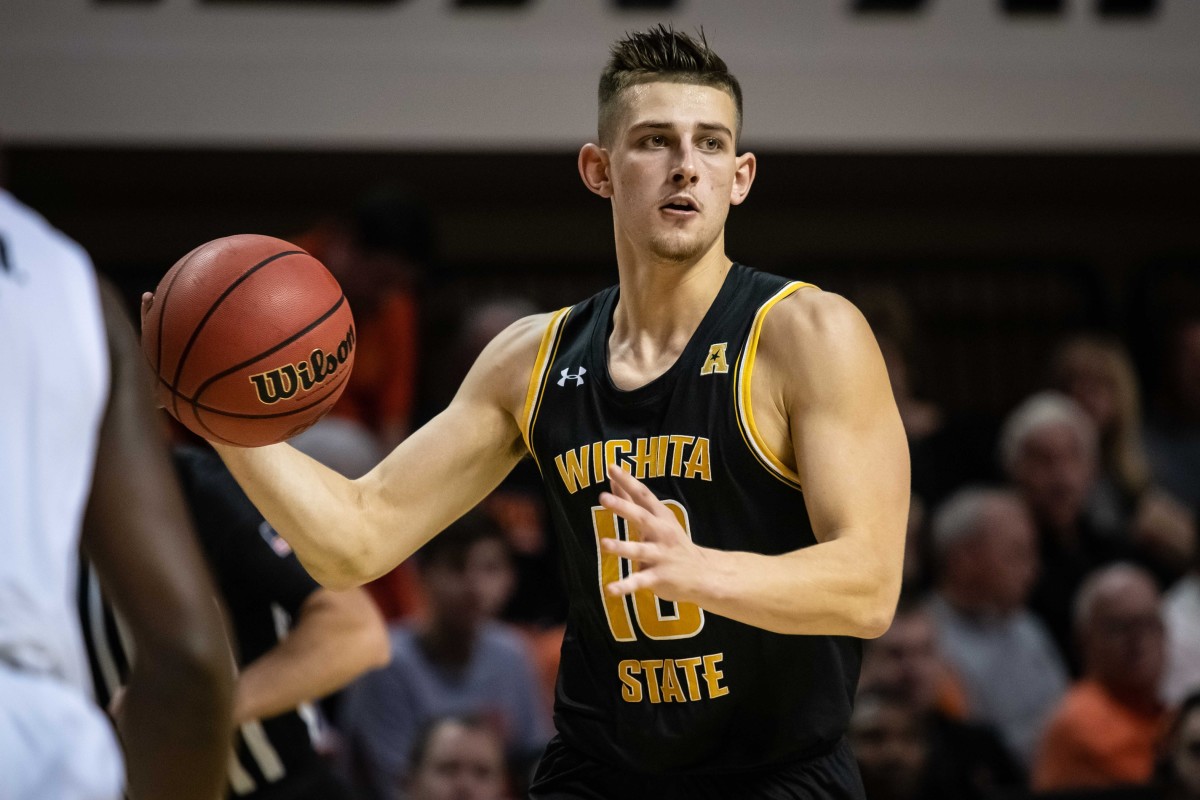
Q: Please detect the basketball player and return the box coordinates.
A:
[174,26,909,799]
[80,444,390,800]
[1,187,233,799]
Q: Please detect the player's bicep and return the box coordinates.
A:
[778,293,910,545]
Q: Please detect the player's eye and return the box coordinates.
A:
[701,137,722,150]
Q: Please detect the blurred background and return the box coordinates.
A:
[3,0,1200,419]
[5,2,1200,799]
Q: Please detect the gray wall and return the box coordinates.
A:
[3,0,1199,149]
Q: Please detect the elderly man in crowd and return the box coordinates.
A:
[926,486,1069,767]
[1033,563,1168,793]
[999,391,1134,667]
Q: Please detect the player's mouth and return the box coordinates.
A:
[660,195,700,217]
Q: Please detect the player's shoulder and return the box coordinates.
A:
[468,310,568,405]
[759,286,876,359]
[491,311,564,357]
[0,189,92,270]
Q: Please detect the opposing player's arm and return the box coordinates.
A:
[233,587,389,724]
[84,280,234,800]
[601,289,908,637]
[212,313,550,590]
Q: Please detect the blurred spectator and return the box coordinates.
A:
[1049,335,1196,578]
[849,692,933,800]
[338,511,551,800]
[1157,691,1200,800]
[418,295,568,715]
[858,286,944,443]
[927,487,1069,766]
[850,689,1021,800]
[1000,391,1134,667]
[902,493,932,593]
[295,186,433,449]
[860,595,1026,797]
[1033,563,1168,793]
[404,715,511,800]
[1162,557,1200,706]
[857,285,999,509]
[291,416,385,480]
[1145,317,1200,515]
[860,593,967,719]
[81,444,391,800]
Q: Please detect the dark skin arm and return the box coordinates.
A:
[81,280,234,800]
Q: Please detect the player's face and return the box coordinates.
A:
[407,723,507,800]
[585,81,754,265]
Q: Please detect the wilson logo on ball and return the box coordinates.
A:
[248,326,356,405]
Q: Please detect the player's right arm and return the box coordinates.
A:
[212,312,551,590]
[85,281,234,800]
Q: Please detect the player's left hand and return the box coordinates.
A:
[598,464,712,603]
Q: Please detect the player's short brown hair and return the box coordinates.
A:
[598,25,743,146]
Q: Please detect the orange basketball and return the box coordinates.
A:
[141,234,355,447]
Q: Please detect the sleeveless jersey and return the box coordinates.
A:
[522,263,861,775]
[0,189,109,690]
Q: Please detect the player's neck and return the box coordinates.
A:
[607,242,731,390]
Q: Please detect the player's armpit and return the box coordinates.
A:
[216,312,554,589]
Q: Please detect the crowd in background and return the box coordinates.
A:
[143,188,1200,800]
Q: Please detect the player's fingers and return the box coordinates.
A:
[609,467,636,504]
[606,570,654,596]
[600,537,654,563]
[608,464,673,519]
[140,292,154,328]
[598,491,655,529]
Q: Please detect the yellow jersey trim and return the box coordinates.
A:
[734,282,816,490]
[520,307,572,465]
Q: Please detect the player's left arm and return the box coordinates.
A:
[233,586,390,724]
[601,290,909,638]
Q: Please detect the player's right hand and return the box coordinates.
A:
[140,292,154,330]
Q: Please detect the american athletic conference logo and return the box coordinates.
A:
[558,367,587,387]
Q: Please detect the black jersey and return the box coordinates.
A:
[522,263,861,775]
[79,446,331,798]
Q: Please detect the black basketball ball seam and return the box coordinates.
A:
[188,294,348,408]
[153,258,189,376]
[168,249,305,422]
[194,367,351,421]
[190,369,352,445]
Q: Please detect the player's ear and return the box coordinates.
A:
[730,151,756,206]
[578,143,612,199]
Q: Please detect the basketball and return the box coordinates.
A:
[141,234,356,447]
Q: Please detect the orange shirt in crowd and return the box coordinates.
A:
[1033,679,1167,792]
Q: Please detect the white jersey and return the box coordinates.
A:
[0,189,109,689]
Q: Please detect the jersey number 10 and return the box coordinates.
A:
[591,501,706,641]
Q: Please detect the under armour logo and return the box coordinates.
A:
[558,367,587,387]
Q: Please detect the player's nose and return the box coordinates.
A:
[671,143,699,185]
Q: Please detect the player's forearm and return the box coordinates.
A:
[119,644,235,800]
[214,442,384,588]
[233,589,390,724]
[692,533,902,638]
